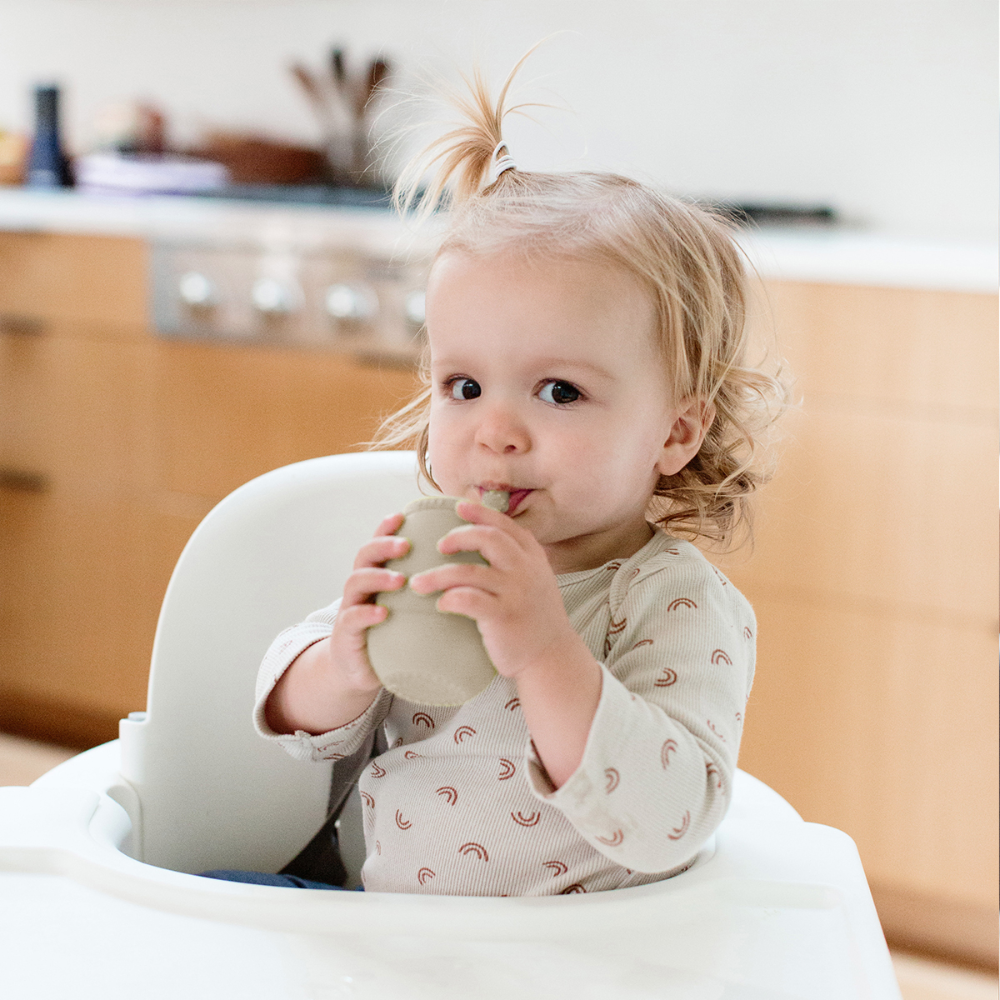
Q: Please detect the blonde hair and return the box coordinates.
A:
[375,56,788,550]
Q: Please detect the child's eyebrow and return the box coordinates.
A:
[533,358,616,382]
[429,356,617,383]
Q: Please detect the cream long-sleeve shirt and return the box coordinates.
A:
[254,529,755,896]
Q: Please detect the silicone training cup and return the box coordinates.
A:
[366,495,505,706]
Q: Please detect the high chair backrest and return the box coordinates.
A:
[118,451,421,874]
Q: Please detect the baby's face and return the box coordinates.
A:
[425,251,690,574]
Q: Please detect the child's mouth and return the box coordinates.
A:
[478,486,533,514]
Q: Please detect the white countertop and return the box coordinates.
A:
[0,187,995,294]
[738,227,997,295]
[0,187,429,259]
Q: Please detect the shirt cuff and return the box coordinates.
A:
[266,688,393,763]
[253,620,392,762]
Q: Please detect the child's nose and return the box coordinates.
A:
[474,401,531,454]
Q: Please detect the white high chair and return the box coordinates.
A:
[0,451,902,999]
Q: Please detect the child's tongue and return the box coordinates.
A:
[505,489,532,513]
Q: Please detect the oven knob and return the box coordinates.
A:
[403,289,426,327]
[251,277,297,315]
[178,271,217,308]
[325,284,378,322]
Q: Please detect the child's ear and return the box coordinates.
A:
[655,398,715,477]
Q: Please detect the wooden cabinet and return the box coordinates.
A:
[154,341,418,500]
[0,234,159,743]
[0,231,419,746]
[720,280,999,967]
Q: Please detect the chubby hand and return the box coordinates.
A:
[408,501,578,681]
[328,511,411,694]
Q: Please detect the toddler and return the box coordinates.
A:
[252,62,786,897]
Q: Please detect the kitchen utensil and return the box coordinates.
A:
[196,132,325,185]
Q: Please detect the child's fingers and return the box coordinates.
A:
[435,585,495,620]
[336,601,390,634]
[373,511,406,537]
[409,561,496,597]
[332,604,387,688]
[454,500,537,547]
[455,500,516,528]
[351,512,408,570]
[342,567,407,606]
[354,533,410,570]
[437,523,525,571]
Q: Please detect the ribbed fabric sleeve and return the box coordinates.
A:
[252,530,755,895]
[254,599,393,763]
[524,539,752,872]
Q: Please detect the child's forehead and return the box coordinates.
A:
[427,251,659,340]
[429,247,644,293]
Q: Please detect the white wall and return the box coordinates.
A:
[0,0,995,241]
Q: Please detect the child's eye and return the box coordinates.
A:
[448,377,482,400]
[538,380,582,405]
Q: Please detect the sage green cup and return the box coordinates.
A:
[366,495,504,706]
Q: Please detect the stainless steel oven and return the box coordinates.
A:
[149,206,436,365]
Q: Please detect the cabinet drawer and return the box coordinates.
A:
[758,282,998,414]
[0,493,159,718]
[157,341,420,499]
[0,328,154,497]
[0,232,148,332]
[740,592,998,911]
[722,402,998,622]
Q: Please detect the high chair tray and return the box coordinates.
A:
[0,744,902,1000]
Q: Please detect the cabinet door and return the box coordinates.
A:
[0,330,159,743]
[0,232,147,328]
[155,340,420,500]
[725,281,999,965]
[0,324,154,498]
[0,492,156,721]
[0,234,158,745]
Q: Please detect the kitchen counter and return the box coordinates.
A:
[0,187,432,259]
[0,187,994,293]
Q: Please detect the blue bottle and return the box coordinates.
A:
[27,85,71,188]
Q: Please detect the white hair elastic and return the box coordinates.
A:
[489,140,517,183]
